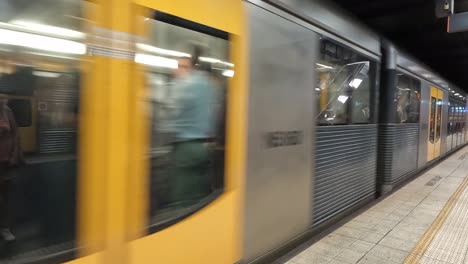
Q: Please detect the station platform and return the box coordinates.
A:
[277,146,468,264]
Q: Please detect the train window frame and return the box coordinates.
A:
[315,37,378,126]
[142,10,231,234]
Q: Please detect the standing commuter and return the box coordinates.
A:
[168,45,217,207]
[0,94,24,241]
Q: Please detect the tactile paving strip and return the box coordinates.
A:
[405,177,468,264]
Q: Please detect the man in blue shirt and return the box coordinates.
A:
[168,47,217,207]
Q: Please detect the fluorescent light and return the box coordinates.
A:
[337,95,349,104]
[0,28,86,54]
[135,53,178,69]
[347,61,369,66]
[455,93,460,96]
[199,57,234,67]
[135,44,234,67]
[349,78,363,89]
[26,51,79,60]
[315,88,321,91]
[452,91,456,93]
[316,63,334,69]
[33,71,60,78]
[136,43,190,57]
[222,69,234,77]
[11,20,84,39]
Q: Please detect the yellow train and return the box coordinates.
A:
[0,0,467,264]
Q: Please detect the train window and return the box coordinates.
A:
[395,73,421,123]
[436,99,442,141]
[0,0,83,262]
[315,38,376,125]
[429,97,436,143]
[139,11,230,231]
[7,99,32,127]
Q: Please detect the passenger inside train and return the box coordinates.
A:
[145,15,229,228]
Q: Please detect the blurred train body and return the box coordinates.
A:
[0,0,466,264]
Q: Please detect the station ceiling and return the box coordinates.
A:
[332,0,468,90]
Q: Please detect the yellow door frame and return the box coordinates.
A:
[126,1,247,264]
[76,0,144,263]
[428,87,443,161]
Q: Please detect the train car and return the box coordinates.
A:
[0,0,466,264]
[376,48,468,195]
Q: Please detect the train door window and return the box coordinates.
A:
[429,97,436,143]
[395,73,421,123]
[464,105,467,143]
[0,0,83,262]
[436,99,442,141]
[315,38,377,125]
[458,104,462,145]
[138,11,231,231]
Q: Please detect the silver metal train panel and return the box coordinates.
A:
[242,3,317,262]
[268,0,380,57]
[313,125,377,227]
[378,123,419,189]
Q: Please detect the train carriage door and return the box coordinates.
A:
[125,1,246,264]
[428,87,444,161]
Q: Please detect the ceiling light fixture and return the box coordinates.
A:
[0,28,86,54]
[222,69,235,77]
[136,43,190,58]
[11,20,84,39]
[134,53,178,69]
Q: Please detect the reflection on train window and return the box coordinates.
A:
[0,0,83,262]
[315,38,376,125]
[429,97,436,143]
[139,11,230,229]
[436,99,442,141]
[395,73,421,123]
[7,99,32,127]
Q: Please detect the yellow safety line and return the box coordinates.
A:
[404,177,468,263]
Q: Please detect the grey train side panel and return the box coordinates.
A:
[243,3,317,262]
[378,124,419,187]
[271,0,380,56]
[313,125,377,227]
[418,81,431,168]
